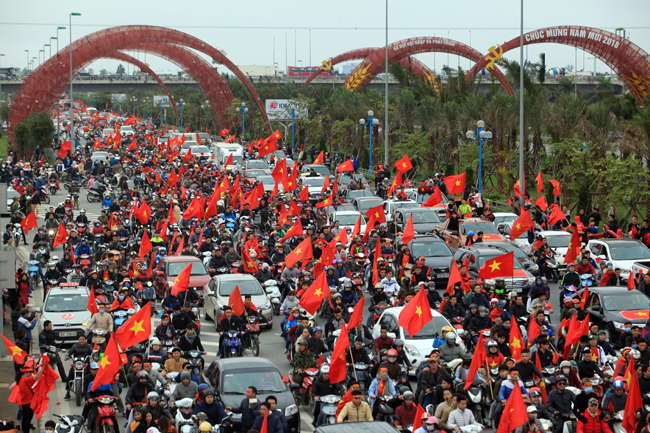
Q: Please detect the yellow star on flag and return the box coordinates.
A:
[511,338,521,349]
[636,311,650,317]
[130,320,145,336]
[264,145,269,150]
[143,211,148,217]
[415,306,423,317]
[455,180,461,186]
[174,275,180,284]
[490,361,498,367]
[279,168,284,173]
[489,261,502,272]
[296,248,302,254]
[375,212,380,218]
[100,354,111,370]
[515,223,521,230]
[402,163,407,168]
[315,288,323,296]
[10,346,23,357]
[247,260,255,268]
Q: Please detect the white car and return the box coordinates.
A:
[190,146,212,161]
[383,200,420,222]
[540,230,572,268]
[328,211,367,240]
[587,238,650,277]
[301,176,327,197]
[180,141,198,156]
[119,125,134,136]
[372,307,464,376]
[492,212,519,226]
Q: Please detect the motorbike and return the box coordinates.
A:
[319,394,341,425]
[13,223,23,246]
[540,250,560,283]
[79,254,93,270]
[264,280,282,316]
[243,316,261,357]
[87,329,109,352]
[185,350,205,377]
[28,259,41,288]
[351,362,370,393]
[113,310,129,330]
[174,398,195,433]
[49,178,60,196]
[89,394,118,433]
[70,355,90,406]
[54,413,85,433]
[374,394,396,424]
[39,185,51,204]
[289,367,320,409]
[465,382,490,426]
[222,330,243,358]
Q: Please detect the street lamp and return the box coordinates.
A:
[179,99,184,128]
[359,110,379,172]
[56,26,66,63]
[131,97,137,116]
[69,12,81,149]
[201,100,209,132]
[235,102,248,142]
[25,50,29,73]
[290,104,297,155]
[144,98,149,119]
[44,44,50,61]
[466,120,492,194]
[158,100,163,123]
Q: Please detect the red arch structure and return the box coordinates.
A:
[105,51,178,121]
[466,25,650,105]
[303,47,441,95]
[342,37,515,95]
[9,25,270,140]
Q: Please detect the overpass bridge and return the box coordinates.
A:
[0,75,627,97]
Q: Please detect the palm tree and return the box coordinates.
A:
[595,76,614,94]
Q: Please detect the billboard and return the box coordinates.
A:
[111,93,126,102]
[287,66,335,77]
[265,99,308,121]
[153,95,171,108]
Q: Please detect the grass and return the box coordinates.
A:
[0,136,6,158]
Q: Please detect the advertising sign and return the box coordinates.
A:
[265,99,308,121]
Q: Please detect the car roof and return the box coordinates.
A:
[409,234,445,243]
[48,286,89,296]
[332,210,362,216]
[216,273,257,282]
[540,230,571,236]
[584,286,643,296]
[492,212,518,217]
[315,421,398,433]
[163,256,202,263]
[589,238,640,244]
[217,357,277,370]
[458,245,511,255]
[384,306,446,318]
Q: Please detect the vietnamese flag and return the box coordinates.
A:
[464,333,487,390]
[348,296,364,330]
[548,205,566,225]
[401,214,415,245]
[91,334,122,391]
[1,333,27,364]
[395,155,413,173]
[280,219,303,244]
[446,261,463,295]
[478,251,514,280]
[444,172,466,195]
[320,175,331,195]
[258,134,279,157]
[134,201,152,224]
[218,129,229,137]
[623,358,643,432]
[527,318,541,348]
[329,322,350,384]
[52,221,69,248]
[285,237,313,268]
[170,264,192,296]
[421,187,443,208]
[298,186,309,203]
[412,405,425,432]
[535,195,548,211]
[313,150,324,165]
[87,289,99,316]
[329,228,349,250]
[365,204,386,224]
[350,215,363,239]
[496,379,528,433]
[228,286,246,316]
[114,302,152,349]
[58,140,72,158]
[509,316,524,361]
[535,171,544,193]
[580,283,590,310]
[336,159,354,174]
[550,179,560,195]
[398,288,432,337]
[241,249,258,274]
[196,133,203,145]
[315,194,334,209]
[299,272,329,315]
[564,229,581,265]
[129,138,138,151]
[139,230,153,261]
[509,210,534,240]
[272,158,287,185]
[175,236,185,256]
[21,210,38,235]
[628,271,637,291]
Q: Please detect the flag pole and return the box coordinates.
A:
[347,346,358,380]
[484,357,495,400]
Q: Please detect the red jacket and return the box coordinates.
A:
[374,336,394,354]
[576,409,612,433]
[393,402,417,427]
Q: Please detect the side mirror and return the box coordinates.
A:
[290,383,301,391]
[505,235,511,240]
[34,307,42,313]
[387,332,397,339]
[590,306,601,312]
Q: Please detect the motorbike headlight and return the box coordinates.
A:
[405,344,420,357]
[285,404,298,417]
[486,279,496,286]
[613,321,626,331]
[75,361,84,369]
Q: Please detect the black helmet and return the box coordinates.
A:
[203,389,215,397]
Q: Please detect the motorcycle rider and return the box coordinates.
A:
[312,365,343,427]
[217,307,243,357]
[125,371,154,416]
[441,295,465,320]
[178,323,206,355]
[67,264,85,283]
[368,366,396,414]
[169,371,199,406]
[547,375,577,433]
[194,389,228,426]
[110,288,136,312]
[439,333,466,363]
[420,356,452,408]
[162,348,187,375]
[86,301,113,345]
[468,306,493,345]
[292,340,317,389]
[154,313,179,344]
[38,320,68,382]
[63,334,93,399]
[307,327,327,358]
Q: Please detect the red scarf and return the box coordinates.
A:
[378,378,387,395]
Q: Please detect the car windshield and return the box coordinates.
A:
[193,146,209,153]
[406,211,440,223]
[602,292,650,311]
[168,261,207,276]
[461,222,500,235]
[394,202,418,210]
[545,235,572,248]
[258,176,275,187]
[609,244,650,260]
[417,192,449,205]
[477,254,524,270]
[493,214,518,225]
[247,171,265,179]
[411,241,452,257]
[45,293,89,312]
[347,190,374,199]
[198,133,210,140]
[341,174,367,185]
[222,369,286,394]
[230,155,244,164]
[303,177,325,187]
[403,315,452,339]
[218,279,264,297]
[247,161,269,170]
[120,126,133,132]
[306,166,331,176]
[268,151,286,160]
[356,199,383,212]
[102,129,113,134]
[334,213,362,226]
[93,152,108,157]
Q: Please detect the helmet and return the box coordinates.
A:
[468,232,474,236]
[555,375,567,383]
[613,380,625,389]
[313,327,323,333]
[446,332,457,341]
[80,209,86,213]
[203,389,215,397]
[632,349,641,360]
[199,422,213,432]
[469,303,478,309]
[529,387,542,397]
[147,391,159,401]
[387,349,398,357]
[147,429,161,433]
[487,340,498,348]
[560,360,571,368]
[563,297,573,305]
[90,362,99,369]
[320,365,330,374]
[137,371,148,378]
[375,283,384,289]
[478,306,488,313]
[394,339,404,347]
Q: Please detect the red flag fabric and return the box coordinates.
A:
[258,134,279,157]
[401,214,415,245]
[548,205,566,226]
[444,173,466,195]
[170,264,192,296]
[535,195,548,211]
[1,333,27,364]
[313,150,324,165]
[628,271,637,291]
[398,288,432,337]
[350,215,363,239]
[21,210,37,235]
[412,405,425,432]
[528,319,541,348]
[365,204,386,224]
[478,251,514,279]
[624,355,643,431]
[348,296,364,330]
[285,237,313,268]
[336,159,354,173]
[218,129,229,137]
[272,158,288,185]
[175,237,185,256]
[421,187,443,207]
[224,153,233,168]
[509,317,524,361]
[395,155,413,173]
[139,231,153,261]
[496,379,528,433]
[446,261,463,295]
[550,179,561,195]
[87,289,99,316]
[259,410,268,433]
[91,334,121,391]
[52,221,69,248]
[114,302,152,349]
[299,272,329,315]
[228,286,246,316]
[564,229,581,265]
[241,250,258,274]
[509,210,534,240]
[58,140,72,159]
[329,322,350,384]
[464,334,487,390]
[535,171,544,193]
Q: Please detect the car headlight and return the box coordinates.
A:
[613,321,626,331]
[529,264,539,271]
[285,404,298,417]
[405,344,420,357]
[527,277,536,285]
[260,302,271,311]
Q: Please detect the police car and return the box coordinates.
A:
[36,283,92,345]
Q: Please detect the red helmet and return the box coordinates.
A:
[387,349,398,357]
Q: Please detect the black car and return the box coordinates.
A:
[202,358,300,433]
[581,286,650,342]
[480,242,540,276]
[395,208,441,234]
[400,235,454,289]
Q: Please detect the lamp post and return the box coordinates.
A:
[44,44,50,60]
[235,102,248,142]
[201,101,209,132]
[158,100,163,123]
[25,50,29,73]
[69,12,81,149]
[466,120,492,194]
[179,99,184,129]
[131,97,137,116]
[359,110,379,172]
[290,104,296,155]
[56,26,66,63]
[50,37,56,58]
[144,98,149,119]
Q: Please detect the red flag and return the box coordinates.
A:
[580,283,590,310]
[446,261,463,295]
[395,155,413,173]
[336,159,354,173]
[114,302,152,349]
[535,171,544,193]
[285,237,313,268]
[58,140,72,158]
[623,357,643,432]
[444,172,466,195]
[227,286,246,316]
[534,350,549,405]
[464,334,487,390]
[21,210,37,235]
[1,333,27,364]
[329,322,350,384]
[401,214,415,245]
[298,186,309,203]
[365,204,386,224]
[170,264,192,296]
[175,236,185,256]
[564,229,581,265]
[535,195,548,211]
[509,317,524,361]
[350,215,363,239]
[320,175,331,195]
[313,150,324,165]
[91,334,121,391]
[412,405,425,432]
[549,179,560,195]
[398,288,432,337]
[348,295,364,330]
[528,319,541,348]
[87,288,99,316]
[496,379,528,433]
[134,201,152,224]
[52,221,69,248]
[421,187,443,207]
[548,205,566,226]
[509,210,534,240]
[258,133,279,157]
[218,129,229,137]
[241,250,258,274]
[628,271,637,291]
[299,272,329,315]
[563,314,579,359]
[478,251,514,279]
[139,231,153,261]
[259,409,268,433]
[272,158,288,185]
[70,244,76,265]
[224,153,233,168]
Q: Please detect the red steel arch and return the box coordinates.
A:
[465,25,650,104]
[9,25,270,140]
[342,37,515,95]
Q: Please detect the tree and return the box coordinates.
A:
[99,68,108,76]
[595,76,614,94]
[12,122,30,157]
[116,64,125,75]
[25,111,55,152]
[0,103,10,125]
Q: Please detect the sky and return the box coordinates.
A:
[1,0,649,78]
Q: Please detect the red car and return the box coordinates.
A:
[152,256,211,299]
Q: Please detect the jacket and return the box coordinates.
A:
[230,398,261,432]
[439,342,467,362]
[88,311,114,333]
[368,377,396,407]
[195,400,228,425]
[337,401,373,422]
[394,402,418,427]
[169,380,198,402]
[547,389,576,416]
[447,408,480,429]
[374,336,394,353]
[419,366,453,391]
[18,315,37,342]
[252,413,283,433]
[576,409,612,433]
[126,382,154,405]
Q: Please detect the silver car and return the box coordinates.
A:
[37,284,92,345]
[203,274,273,329]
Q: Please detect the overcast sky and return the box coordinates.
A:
[2,0,649,78]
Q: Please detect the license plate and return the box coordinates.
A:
[59,332,77,337]
[437,273,449,278]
